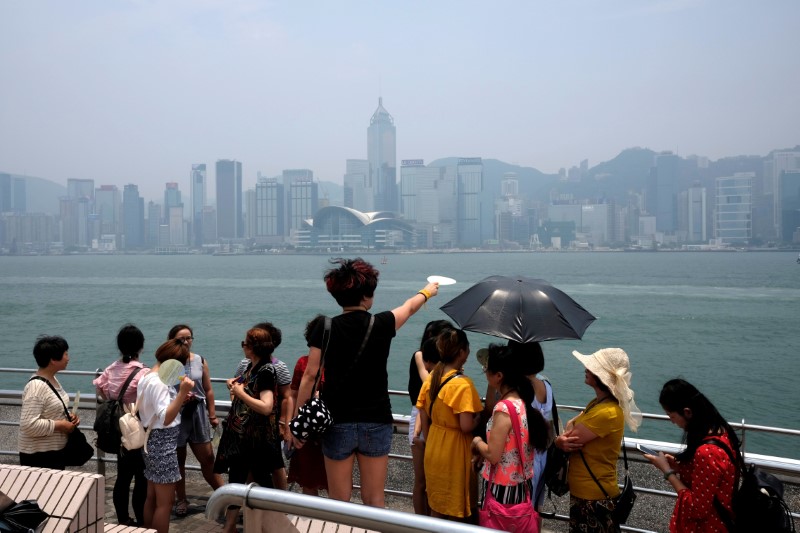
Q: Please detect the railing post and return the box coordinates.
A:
[94,367,105,477]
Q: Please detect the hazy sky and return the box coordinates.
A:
[1,1,798,202]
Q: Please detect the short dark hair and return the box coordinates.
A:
[324,258,379,307]
[33,335,69,368]
[253,322,282,348]
[245,328,275,360]
[421,337,441,365]
[304,315,326,343]
[508,340,544,375]
[117,324,145,363]
[167,324,193,340]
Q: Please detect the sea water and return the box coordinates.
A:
[1,251,798,458]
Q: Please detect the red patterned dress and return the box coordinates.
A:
[670,433,737,533]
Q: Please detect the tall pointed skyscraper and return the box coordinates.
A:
[367,97,397,212]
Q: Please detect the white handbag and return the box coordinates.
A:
[119,402,151,452]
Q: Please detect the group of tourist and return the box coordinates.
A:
[16,256,744,533]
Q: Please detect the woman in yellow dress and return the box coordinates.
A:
[416,328,482,522]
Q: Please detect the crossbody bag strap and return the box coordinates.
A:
[428,371,460,417]
[488,399,530,500]
[548,380,561,437]
[579,437,630,500]
[310,317,332,397]
[30,376,70,419]
[117,367,143,402]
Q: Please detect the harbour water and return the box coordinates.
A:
[1,251,798,458]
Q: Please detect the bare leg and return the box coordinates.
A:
[272,467,288,491]
[188,441,224,489]
[175,445,188,500]
[148,482,176,533]
[323,455,356,502]
[411,437,429,515]
[355,453,388,508]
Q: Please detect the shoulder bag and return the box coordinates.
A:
[93,366,142,453]
[478,399,540,533]
[539,386,570,503]
[290,315,374,442]
[30,376,94,467]
[579,437,636,525]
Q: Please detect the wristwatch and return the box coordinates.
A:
[664,469,677,480]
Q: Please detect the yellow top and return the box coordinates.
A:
[567,398,623,500]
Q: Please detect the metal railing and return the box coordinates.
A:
[2,369,798,531]
[207,483,496,533]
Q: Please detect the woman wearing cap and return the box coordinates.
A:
[642,379,740,532]
[556,348,641,532]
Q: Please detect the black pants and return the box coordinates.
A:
[19,449,66,470]
[114,448,146,525]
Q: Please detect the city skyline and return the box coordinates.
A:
[1,1,799,203]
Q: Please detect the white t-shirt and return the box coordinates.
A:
[136,372,179,430]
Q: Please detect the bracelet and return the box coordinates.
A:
[418,289,432,302]
[664,469,677,480]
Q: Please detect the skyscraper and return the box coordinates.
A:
[216,160,243,239]
[0,173,11,212]
[456,158,483,247]
[190,164,206,247]
[715,173,753,244]
[94,185,120,238]
[122,184,145,249]
[255,177,285,238]
[344,159,370,211]
[286,172,318,235]
[367,98,397,212]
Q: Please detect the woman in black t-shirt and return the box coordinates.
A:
[293,257,439,508]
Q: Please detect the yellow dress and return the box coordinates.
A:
[416,369,483,518]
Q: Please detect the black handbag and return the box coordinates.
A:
[540,387,569,498]
[290,315,374,442]
[579,440,636,524]
[30,376,94,467]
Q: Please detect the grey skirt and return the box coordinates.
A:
[144,426,181,484]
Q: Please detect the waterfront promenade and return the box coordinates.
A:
[2,404,798,532]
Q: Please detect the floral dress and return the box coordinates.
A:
[480,398,534,504]
[213,359,278,485]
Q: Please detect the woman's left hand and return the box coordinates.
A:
[230,381,245,399]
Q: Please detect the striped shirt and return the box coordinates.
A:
[18,376,69,454]
[93,359,149,405]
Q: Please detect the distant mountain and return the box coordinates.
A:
[428,157,558,198]
[0,173,66,214]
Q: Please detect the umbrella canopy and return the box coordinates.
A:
[439,275,596,343]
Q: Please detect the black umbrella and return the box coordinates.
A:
[439,275,596,343]
[0,499,48,532]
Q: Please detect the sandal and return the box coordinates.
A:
[175,499,189,518]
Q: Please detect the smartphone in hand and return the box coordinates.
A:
[636,443,659,456]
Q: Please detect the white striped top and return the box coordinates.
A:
[18,376,69,454]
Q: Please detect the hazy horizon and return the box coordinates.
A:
[2,1,798,202]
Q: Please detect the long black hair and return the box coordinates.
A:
[659,378,741,462]
[486,343,549,452]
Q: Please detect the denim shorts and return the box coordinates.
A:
[322,422,393,460]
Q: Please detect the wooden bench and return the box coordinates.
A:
[0,464,107,533]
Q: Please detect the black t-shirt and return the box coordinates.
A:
[309,310,396,424]
[408,352,423,407]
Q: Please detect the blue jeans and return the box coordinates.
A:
[322,422,393,460]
